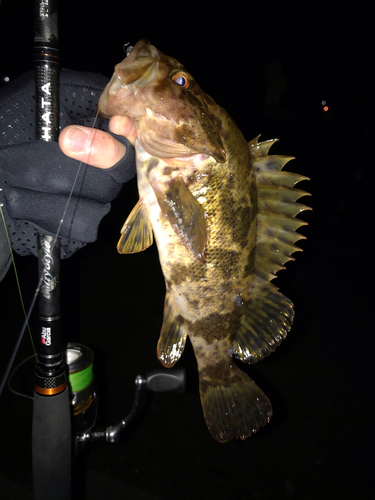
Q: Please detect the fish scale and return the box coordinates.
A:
[98,39,310,442]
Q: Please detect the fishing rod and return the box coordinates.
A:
[32,1,71,499]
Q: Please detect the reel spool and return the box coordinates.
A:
[64,343,95,416]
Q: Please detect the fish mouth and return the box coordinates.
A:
[98,39,159,119]
[114,39,160,85]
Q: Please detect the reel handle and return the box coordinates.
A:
[75,369,186,450]
[145,368,186,393]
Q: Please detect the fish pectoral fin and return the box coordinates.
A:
[117,200,153,254]
[157,293,187,367]
[233,282,294,364]
[197,358,272,443]
[151,176,208,263]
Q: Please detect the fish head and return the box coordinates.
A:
[98,39,226,163]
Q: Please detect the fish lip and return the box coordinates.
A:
[121,39,153,68]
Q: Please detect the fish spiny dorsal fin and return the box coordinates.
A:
[249,134,278,157]
[250,135,311,283]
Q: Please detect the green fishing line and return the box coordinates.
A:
[69,363,93,393]
[0,204,36,356]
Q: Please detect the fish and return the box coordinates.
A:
[98,39,310,442]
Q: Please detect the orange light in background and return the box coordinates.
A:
[323,105,329,112]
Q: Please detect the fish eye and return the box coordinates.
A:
[172,72,190,89]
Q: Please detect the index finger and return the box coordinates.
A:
[109,115,137,147]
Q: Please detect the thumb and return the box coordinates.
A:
[59,125,126,169]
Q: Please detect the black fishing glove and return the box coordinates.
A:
[0,69,136,281]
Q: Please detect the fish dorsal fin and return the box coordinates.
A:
[157,292,187,367]
[117,200,153,254]
[151,176,208,263]
[231,136,310,364]
[250,135,311,282]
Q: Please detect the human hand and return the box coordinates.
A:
[0,70,137,265]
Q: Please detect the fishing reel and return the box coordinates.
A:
[64,342,186,454]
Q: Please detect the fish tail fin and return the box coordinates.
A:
[197,358,272,442]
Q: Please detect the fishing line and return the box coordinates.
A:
[50,112,100,252]
[69,364,93,393]
[8,354,36,401]
[0,204,36,355]
[0,111,100,399]
[0,205,37,398]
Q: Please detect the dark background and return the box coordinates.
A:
[0,1,372,499]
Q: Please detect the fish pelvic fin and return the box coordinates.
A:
[117,200,153,254]
[232,280,294,363]
[250,135,311,282]
[192,347,272,442]
[157,293,187,367]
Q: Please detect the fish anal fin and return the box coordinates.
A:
[197,359,272,442]
[117,200,153,254]
[233,281,294,364]
[151,176,208,263]
[157,293,187,368]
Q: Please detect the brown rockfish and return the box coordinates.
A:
[98,39,310,442]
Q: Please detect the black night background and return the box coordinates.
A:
[0,1,371,499]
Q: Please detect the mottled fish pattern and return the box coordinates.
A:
[98,40,310,442]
